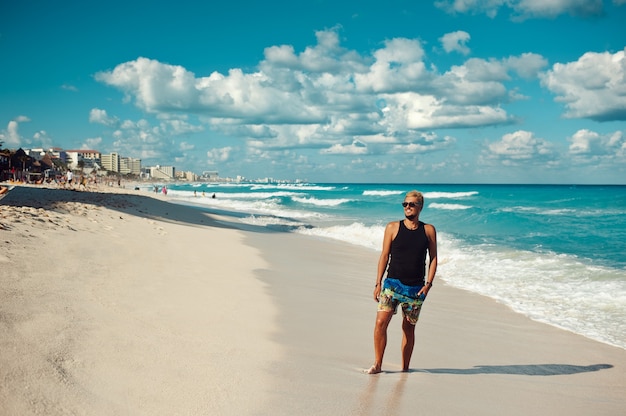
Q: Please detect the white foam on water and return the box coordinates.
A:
[363,190,404,196]
[423,191,479,199]
[429,203,472,210]
[291,196,351,206]
[250,184,336,191]
[294,222,385,251]
[168,193,328,220]
[438,234,626,350]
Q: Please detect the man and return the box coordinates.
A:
[367,190,437,374]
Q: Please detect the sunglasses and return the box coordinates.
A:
[402,202,421,208]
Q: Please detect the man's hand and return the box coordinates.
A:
[373,284,382,302]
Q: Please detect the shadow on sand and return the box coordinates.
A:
[413,363,613,376]
[1,186,273,232]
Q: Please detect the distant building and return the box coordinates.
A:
[25,148,68,164]
[120,157,142,175]
[101,152,120,172]
[65,149,102,170]
[176,170,198,181]
[201,171,219,181]
[24,148,46,159]
[149,165,176,180]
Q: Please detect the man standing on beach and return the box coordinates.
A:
[368,190,437,374]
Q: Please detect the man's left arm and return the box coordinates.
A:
[423,224,437,295]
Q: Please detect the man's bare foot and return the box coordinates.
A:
[366,365,382,374]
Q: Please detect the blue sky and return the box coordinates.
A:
[1,0,625,184]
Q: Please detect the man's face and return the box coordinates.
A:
[403,197,421,219]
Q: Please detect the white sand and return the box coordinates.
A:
[1,184,625,415]
[1,185,277,415]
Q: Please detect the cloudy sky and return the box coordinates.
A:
[1,0,625,183]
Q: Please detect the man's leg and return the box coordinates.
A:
[400,317,416,371]
[368,310,394,374]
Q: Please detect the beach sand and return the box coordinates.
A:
[1,184,625,415]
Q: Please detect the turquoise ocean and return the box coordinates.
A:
[155,182,626,350]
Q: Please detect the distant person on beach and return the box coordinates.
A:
[66,169,73,187]
[367,190,437,374]
[79,175,87,190]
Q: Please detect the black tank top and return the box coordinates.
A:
[386,220,429,286]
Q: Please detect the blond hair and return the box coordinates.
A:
[405,190,424,206]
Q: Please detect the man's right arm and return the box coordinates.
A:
[374,221,397,301]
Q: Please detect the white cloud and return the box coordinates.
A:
[486,130,556,164]
[101,115,206,165]
[389,133,456,153]
[207,147,233,163]
[94,31,540,142]
[82,137,102,149]
[435,0,506,18]
[454,58,510,83]
[0,116,31,147]
[263,45,299,67]
[179,141,195,151]
[89,108,119,127]
[94,28,549,161]
[95,59,200,113]
[3,121,21,147]
[569,129,626,159]
[382,92,511,129]
[61,84,78,92]
[505,53,548,79]
[513,0,604,18]
[428,54,545,108]
[440,31,471,55]
[161,118,204,135]
[435,0,605,18]
[265,28,368,73]
[32,130,53,149]
[354,37,430,93]
[320,140,368,154]
[0,117,55,149]
[541,48,626,121]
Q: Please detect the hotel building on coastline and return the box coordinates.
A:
[2,147,192,181]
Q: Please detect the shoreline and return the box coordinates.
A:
[1,184,625,415]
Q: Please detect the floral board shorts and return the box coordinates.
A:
[378,278,426,325]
